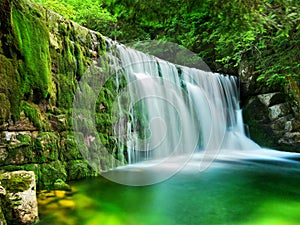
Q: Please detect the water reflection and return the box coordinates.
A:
[37,150,300,225]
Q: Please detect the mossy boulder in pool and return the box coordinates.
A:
[0,170,38,225]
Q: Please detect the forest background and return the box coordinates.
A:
[32,0,299,94]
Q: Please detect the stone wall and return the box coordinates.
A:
[240,62,300,151]
[0,0,106,189]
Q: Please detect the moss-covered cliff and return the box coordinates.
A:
[0,0,109,189]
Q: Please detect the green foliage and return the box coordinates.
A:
[104,0,299,90]
[30,0,299,90]
[31,0,116,33]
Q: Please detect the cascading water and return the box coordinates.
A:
[105,39,260,166]
[73,38,266,185]
[46,39,300,225]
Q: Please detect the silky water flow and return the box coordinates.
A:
[106,39,260,167]
[38,40,300,225]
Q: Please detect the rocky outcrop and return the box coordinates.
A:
[0,171,38,225]
[240,62,300,151]
[0,0,105,188]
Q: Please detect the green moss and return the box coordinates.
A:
[39,161,67,188]
[54,74,76,110]
[6,134,35,165]
[58,36,76,75]
[0,204,7,225]
[34,132,60,163]
[15,133,31,143]
[48,113,73,131]
[94,32,106,53]
[0,93,10,125]
[0,164,40,187]
[11,6,53,101]
[0,172,31,192]
[53,178,71,190]
[21,101,44,130]
[0,55,20,121]
[60,132,84,161]
[66,160,96,181]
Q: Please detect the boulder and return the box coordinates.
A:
[268,103,291,121]
[243,92,300,151]
[257,92,285,107]
[0,171,38,224]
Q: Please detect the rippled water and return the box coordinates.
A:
[37,149,300,225]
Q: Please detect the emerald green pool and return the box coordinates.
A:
[37,150,300,225]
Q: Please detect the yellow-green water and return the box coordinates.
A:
[37,152,300,225]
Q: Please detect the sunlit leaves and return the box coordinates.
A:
[31,0,299,89]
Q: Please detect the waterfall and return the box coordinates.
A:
[72,38,262,185]
[105,39,260,165]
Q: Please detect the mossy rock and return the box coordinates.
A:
[0,171,32,192]
[66,160,96,181]
[0,93,10,125]
[0,203,7,225]
[34,132,60,163]
[74,43,86,80]
[57,36,76,75]
[48,113,72,131]
[0,164,40,187]
[0,55,20,122]
[12,5,53,102]
[2,162,66,189]
[38,161,67,188]
[54,73,76,110]
[53,178,71,190]
[21,101,47,130]
[5,133,36,165]
[60,132,85,161]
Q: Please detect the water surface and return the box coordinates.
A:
[37,149,300,225]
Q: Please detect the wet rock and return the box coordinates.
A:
[279,132,300,146]
[243,93,300,151]
[270,115,293,131]
[257,92,285,107]
[268,103,291,121]
[243,96,270,122]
